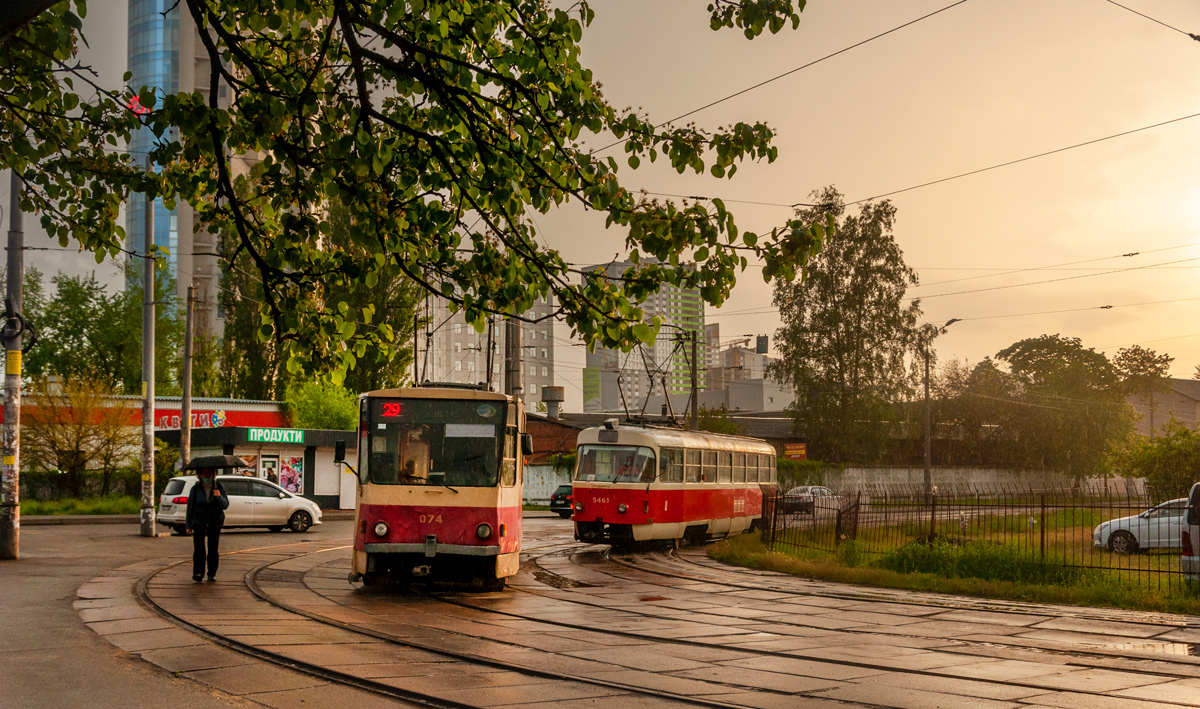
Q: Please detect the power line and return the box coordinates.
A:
[591,0,971,154]
[911,255,1200,301]
[913,240,1200,288]
[1102,0,1200,40]
[845,109,1200,206]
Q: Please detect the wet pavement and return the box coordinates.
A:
[48,517,1200,707]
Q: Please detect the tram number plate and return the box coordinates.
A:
[591,497,610,504]
[418,514,443,524]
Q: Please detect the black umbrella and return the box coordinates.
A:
[185,454,249,471]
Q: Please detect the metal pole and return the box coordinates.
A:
[923,349,932,495]
[140,174,156,538]
[180,285,194,469]
[0,172,24,559]
[505,315,522,400]
[690,330,698,431]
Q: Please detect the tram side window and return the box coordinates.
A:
[732,452,746,483]
[500,426,517,486]
[684,449,701,483]
[717,452,732,483]
[660,448,684,483]
[767,455,777,483]
[701,451,717,483]
[747,453,760,483]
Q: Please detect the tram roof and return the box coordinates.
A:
[363,385,511,400]
[576,423,775,453]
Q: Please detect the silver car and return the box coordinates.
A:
[1092,498,1187,554]
[158,475,323,535]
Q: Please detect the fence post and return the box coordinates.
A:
[1040,493,1046,561]
[928,490,938,543]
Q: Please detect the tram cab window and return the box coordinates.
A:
[701,451,717,483]
[717,452,732,483]
[367,398,504,487]
[500,426,517,486]
[732,452,746,483]
[684,450,701,483]
[575,445,656,483]
[660,448,684,483]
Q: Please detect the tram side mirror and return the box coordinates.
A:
[521,433,534,456]
[334,440,346,464]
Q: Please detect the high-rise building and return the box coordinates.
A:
[417,295,557,407]
[581,261,705,413]
[128,1,232,336]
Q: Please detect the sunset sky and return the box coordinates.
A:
[4,0,1199,412]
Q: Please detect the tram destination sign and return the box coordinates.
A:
[247,428,304,444]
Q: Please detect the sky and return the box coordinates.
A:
[4,0,1199,412]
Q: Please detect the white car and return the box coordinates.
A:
[1183,483,1199,582]
[1092,498,1187,554]
[158,475,322,535]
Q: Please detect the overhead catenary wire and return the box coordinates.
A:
[1102,0,1200,41]
[590,0,971,155]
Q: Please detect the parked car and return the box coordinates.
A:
[781,486,837,515]
[158,475,323,535]
[1092,497,1187,554]
[549,484,573,518]
[1183,483,1200,582]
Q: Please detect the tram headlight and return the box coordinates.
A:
[476,523,493,539]
[617,503,627,513]
[574,502,583,511]
[373,521,389,537]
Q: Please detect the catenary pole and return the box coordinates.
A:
[0,171,24,559]
[690,330,699,431]
[180,285,194,468]
[140,173,156,538]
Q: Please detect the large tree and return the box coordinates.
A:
[2,0,826,381]
[768,186,922,463]
[994,334,1133,480]
[1113,344,1174,435]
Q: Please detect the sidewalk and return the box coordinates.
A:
[22,509,359,526]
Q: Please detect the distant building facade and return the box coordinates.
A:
[128,0,234,336]
[417,295,557,407]
[1127,377,1200,435]
[581,261,705,413]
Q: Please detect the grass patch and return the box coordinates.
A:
[21,496,141,516]
[522,504,550,511]
[709,534,1200,615]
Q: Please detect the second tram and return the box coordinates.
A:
[346,385,530,590]
[571,421,777,547]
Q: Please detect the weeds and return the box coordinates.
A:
[20,496,141,516]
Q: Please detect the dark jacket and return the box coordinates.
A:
[186,480,230,529]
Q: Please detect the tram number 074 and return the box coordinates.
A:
[418,514,443,524]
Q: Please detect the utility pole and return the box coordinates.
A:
[180,285,194,469]
[923,346,932,495]
[690,329,699,431]
[1,172,24,559]
[140,177,156,538]
[504,315,522,400]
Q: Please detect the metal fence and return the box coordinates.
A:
[765,483,1198,594]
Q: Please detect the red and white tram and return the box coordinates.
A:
[345,385,530,590]
[571,421,777,547]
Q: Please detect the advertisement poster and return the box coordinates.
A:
[238,454,258,477]
[280,456,303,494]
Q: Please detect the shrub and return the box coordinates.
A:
[879,539,1092,586]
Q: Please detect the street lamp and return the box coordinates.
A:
[924,319,960,495]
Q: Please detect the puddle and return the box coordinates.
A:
[1108,642,1199,656]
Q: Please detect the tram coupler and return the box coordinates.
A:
[412,565,432,577]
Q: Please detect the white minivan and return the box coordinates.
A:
[1184,482,1200,583]
[158,475,322,535]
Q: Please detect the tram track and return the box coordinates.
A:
[135,542,760,709]
[125,528,1200,709]
[375,544,1200,706]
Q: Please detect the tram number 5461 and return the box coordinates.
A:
[418,514,443,524]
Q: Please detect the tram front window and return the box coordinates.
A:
[367,399,504,487]
[575,445,656,483]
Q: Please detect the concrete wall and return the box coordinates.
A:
[789,466,1147,495]
[525,464,571,504]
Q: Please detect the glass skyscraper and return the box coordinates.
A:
[127,0,180,275]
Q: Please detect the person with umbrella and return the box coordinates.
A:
[185,455,245,582]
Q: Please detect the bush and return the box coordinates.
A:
[879,539,1092,586]
[21,495,141,516]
